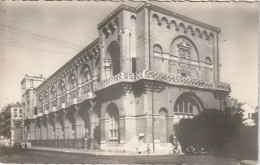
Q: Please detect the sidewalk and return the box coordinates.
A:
[28,146,168,156]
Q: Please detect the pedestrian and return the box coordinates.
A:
[147,144,150,155]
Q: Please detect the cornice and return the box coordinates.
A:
[97,4,136,30]
[137,3,220,33]
[36,38,99,91]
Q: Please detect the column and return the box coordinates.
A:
[119,28,131,73]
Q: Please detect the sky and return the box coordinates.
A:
[0,2,258,111]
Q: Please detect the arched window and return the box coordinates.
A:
[68,73,77,90]
[106,103,119,141]
[106,41,120,76]
[205,57,212,65]
[44,91,49,103]
[153,44,162,54]
[50,86,56,99]
[170,36,199,61]
[80,65,91,84]
[38,95,43,105]
[174,93,204,117]
[58,80,65,95]
[168,63,178,76]
[191,68,199,79]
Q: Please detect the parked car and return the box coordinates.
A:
[13,142,27,152]
[185,146,208,155]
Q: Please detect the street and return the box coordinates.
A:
[0,149,240,164]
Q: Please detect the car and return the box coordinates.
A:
[13,142,27,152]
[13,142,23,152]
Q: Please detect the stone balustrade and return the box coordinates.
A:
[94,70,230,92]
[35,70,230,118]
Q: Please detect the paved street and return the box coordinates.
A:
[0,149,240,164]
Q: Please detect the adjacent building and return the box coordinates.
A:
[2,103,23,145]
[241,103,257,126]
[22,3,230,154]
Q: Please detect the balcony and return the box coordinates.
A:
[34,70,230,119]
[93,70,230,92]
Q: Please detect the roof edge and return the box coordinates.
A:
[36,38,99,90]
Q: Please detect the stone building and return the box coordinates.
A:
[2,103,23,145]
[24,3,230,154]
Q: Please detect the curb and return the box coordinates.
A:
[28,147,172,156]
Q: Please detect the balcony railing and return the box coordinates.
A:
[34,70,230,118]
[93,70,230,92]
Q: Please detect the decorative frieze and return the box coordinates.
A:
[152,13,214,41]
[122,83,133,94]
[94,70,230,93]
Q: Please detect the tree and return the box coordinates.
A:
[176,109,242,153]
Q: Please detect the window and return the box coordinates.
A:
[174,93,203,116]
[38,95,43,105]
[205,57,212,65]
[34,107,37,115]
[132,57,136,73]
[189,104,193,113]
[153,44,162,54]
[68,73,77,90]
[109,115,119,140]
[80,65,91,84]
[14,109,17,118]
[107,103,119,141]
[19,109,23,117]
[50,86,56,99]
[58,80,65,95]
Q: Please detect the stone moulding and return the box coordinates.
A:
[93,70,230,93]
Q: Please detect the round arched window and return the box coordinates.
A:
[205,57,212,65]
[58,80,65,95]
[68,73,77,90]
[80,65,91,84]
[153,44,163,54]
[50,86,56,99]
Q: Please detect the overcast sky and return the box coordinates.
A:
[0,2,258,111]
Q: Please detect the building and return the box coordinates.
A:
[224,96,241,116]
[23,3,230,154]
[0,111,4,137]
[20,74,45,143]
[241,103,256,126]
[2,103,23,145]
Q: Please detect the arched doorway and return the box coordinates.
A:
[173,92,204,124]
[106,103,120,143]
[106,41,120,77]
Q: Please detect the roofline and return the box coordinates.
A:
[20,76,45,84]
[98,3,220,33]
[242,103,257,110]
[3,104,22,112]
[36,38,99,90]
[137,3,220,33]
[97,4,136,30]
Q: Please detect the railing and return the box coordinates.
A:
[31,139,86,149]
[34,70,230,118]
[153,52,214,69]
[94,70,230,92]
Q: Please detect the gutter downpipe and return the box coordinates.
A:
[147,4,155,153]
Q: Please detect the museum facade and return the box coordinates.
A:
[22,3,230,154]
